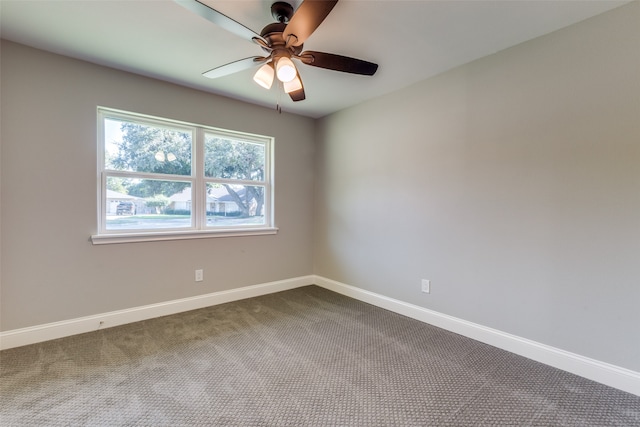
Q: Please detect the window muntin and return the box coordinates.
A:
[97,108,274,240]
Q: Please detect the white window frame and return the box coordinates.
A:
[91,107,276,245]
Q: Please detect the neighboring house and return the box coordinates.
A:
[168,187,242,215]
[106,189,142,215]
[167,187,192,211]
[207,185,244,216]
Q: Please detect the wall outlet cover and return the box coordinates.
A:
[421,279,430,293]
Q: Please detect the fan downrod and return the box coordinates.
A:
[271,2,294,23]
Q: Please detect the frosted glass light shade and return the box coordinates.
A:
[253,63,274,89]
[283,75,302,93]
[276,57,297,83]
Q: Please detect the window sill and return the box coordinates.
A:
[91,227,278,245]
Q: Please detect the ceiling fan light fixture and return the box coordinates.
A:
[276,56,297,83]
[253,63,274,89]
[283,74,302,94]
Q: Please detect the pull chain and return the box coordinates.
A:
[276,81,283,114]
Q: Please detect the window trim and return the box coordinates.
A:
[92,107,277,244]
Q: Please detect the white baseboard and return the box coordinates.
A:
[0,275,314,351]
[313,275,640,397]
[3,274,638,396]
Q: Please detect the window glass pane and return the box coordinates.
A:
[206,183,265,227]
[204,134,265,181]
[105,118,192,175]
[106,177,192,230]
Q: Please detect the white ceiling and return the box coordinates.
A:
[1,0,630,118]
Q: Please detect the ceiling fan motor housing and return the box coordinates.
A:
[260,21,303,56]
[271,2,294,23]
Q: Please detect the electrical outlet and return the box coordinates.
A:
[421,279,430,294]
[195,269,204,282]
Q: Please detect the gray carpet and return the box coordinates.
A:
[1,285,639,426]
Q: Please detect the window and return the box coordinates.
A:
[92,108,275,244]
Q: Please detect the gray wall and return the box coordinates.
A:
[1,41,316,330]
[314,2,640,372]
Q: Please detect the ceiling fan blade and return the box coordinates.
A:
[175,0,267,45]
[298,51,378,75]
[203,56,268,79]
[283,0,339,47]
[288,72,306,102]
[289,87,305,102]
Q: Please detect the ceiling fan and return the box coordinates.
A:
[175,0,378,102]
